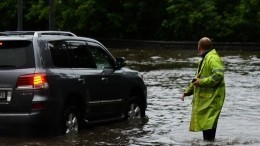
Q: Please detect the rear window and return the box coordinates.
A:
[0,40,34,69]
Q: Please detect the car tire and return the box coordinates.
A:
[126,97,145,119]
[62,105,82,134]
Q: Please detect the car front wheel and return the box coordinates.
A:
[126,98,145,119]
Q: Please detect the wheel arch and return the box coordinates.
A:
[63,93,87,117]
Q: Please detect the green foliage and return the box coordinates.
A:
[0,0,259,42]
[25,0,49,30]
[0,0,17,31]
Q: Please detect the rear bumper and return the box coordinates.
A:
[0,110,45,125]
[0,89,63,127]
[0,108,60,127]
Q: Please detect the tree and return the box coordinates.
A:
[162,0,260,42]
[0,1,18,31]
[0,0,259,42]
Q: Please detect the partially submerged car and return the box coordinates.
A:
[0,31,147,134]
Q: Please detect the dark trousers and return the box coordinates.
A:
[203,128,216,141]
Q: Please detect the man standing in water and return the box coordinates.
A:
[180,37,225,141]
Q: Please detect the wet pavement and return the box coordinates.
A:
[0,48,260,145]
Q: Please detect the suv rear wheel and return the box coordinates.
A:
[62,105,81,134]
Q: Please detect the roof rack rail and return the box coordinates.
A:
[1,31,76,37]
[2,31,35,36]
[0,32,8,36]
[34,31,77,37]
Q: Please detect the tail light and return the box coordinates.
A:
[16,73,49,89]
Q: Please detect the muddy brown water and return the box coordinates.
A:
[0,48,259,145]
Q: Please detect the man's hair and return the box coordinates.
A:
[199,37,212,50]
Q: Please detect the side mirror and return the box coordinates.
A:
[116,57,126,69]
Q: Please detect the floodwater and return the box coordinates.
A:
[0,48,260,145]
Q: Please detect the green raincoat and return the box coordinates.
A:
[184,49,225,132]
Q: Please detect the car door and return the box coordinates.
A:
[66,40,107,120]
[88,42,125,117]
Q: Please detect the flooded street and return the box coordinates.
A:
[1,48,260,145]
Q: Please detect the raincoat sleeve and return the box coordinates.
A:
[199,56,224,87]
[184,60,200,96]
[184,82,194,96]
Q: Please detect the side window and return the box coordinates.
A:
[88,44,114,69]
[49,41,70,67]
[67,41,96,68]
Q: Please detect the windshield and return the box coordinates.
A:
[0,40,34,69]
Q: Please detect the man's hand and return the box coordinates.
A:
[180,93,185,101]
[193,78,200,86]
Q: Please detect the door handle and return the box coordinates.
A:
[101,77,108,83]
[78,78,86,84]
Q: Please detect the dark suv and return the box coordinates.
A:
[0,31,147,134]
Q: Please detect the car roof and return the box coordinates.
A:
[0,35,33,40]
